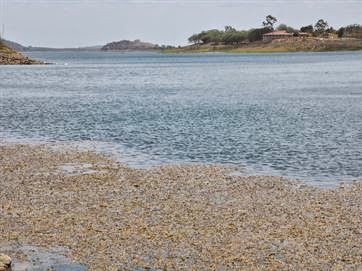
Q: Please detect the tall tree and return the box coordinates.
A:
[224,26,236,33]
[315,19,329,34]
[188,33,202,44]
[263,15,278,30]
[300,25,314,33]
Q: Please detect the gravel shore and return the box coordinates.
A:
[0,143,361,270]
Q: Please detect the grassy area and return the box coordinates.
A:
[163,46,303,54]
[0,41,18,55]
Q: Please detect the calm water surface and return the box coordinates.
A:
[1,51,362,185]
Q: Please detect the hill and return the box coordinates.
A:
[1,38,102,52]
[1,39,26,51]
[2,38,163,52]
[0,41,44,65]
[102,39,159,51]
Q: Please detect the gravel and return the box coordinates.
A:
[1,143,361,270]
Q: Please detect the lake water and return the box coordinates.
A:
[1,51,362,186]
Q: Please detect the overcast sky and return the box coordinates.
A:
[0,0,361,47]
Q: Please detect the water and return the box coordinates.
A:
[1,51,361,185]
[0,243,86,271]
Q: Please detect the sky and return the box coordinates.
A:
[0,0,361,48]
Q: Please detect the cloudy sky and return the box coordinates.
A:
[0,0,361,47]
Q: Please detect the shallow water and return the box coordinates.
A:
[0,243,86,271]
[0,51,361,185]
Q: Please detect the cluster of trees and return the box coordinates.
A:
[188,15,280,45]
[337,24,362,38]
[188,16,362,45]
[300,22,362,38]
[300,19,335,36]
[188,27,250,45]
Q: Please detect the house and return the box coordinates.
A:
[262,30,294,42]
[298,32,312,38]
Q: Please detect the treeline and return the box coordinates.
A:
[300,22,362,38]
[337,24,362,38]
[188,16,362,45]
[188,27,269,45]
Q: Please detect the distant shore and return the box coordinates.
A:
[163,38,362,53]
[1,142,361,270]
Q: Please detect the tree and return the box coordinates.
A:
[326,27,336,34]
[300,25,314,33]
[342,24,362,38]
[277,24,297,34]
[222,31,248,44]
[248,27,272,42]
[277,24,288,31]
[314,19,329,34]
[263,15,278,30]
[192,29,224,44]
[337,27,345,38]
[188,33,202,44]
[224,26,236,33]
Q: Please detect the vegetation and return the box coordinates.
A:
[314,19,329,34]
[164,15,362,54]
[0,40,17,54]
[263,15,278,30]
[186,15,362,47]
[337,24,362,39]
[188,27,249,45]
[101,39,159,51]
[0,40,44,64]
[277,24,298,34]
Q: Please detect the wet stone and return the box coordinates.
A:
[0,254,12,271]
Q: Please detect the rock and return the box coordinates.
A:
[0,42,44,65]
[0,254,12,271]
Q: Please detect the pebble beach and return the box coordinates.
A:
[0,143,361,270]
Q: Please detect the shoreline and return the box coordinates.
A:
[163,47,362,54]
[1,142,361,270]
[0,138,357,188]
[0,42,45,65]
[162,38,362,54]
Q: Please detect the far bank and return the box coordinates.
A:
[163,38,362,53]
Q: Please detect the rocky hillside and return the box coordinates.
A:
[0,41,44,65]
[1,39,26,51]
[102,39,159,51]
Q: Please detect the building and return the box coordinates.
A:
[263,30,294,42]
[298,32,312,38]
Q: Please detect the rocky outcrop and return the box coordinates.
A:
[0,42,44,65]
[0,254,12,271]
[0,53,44,65]
[102,39,159,51]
